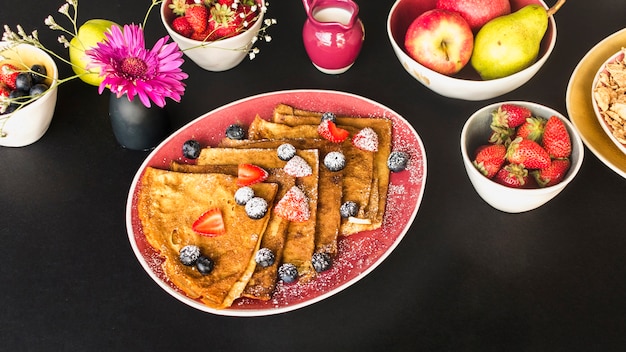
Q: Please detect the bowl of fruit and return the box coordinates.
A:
[460,101,584,213]
[387,0,559,101]
[0,42,58,147]
[160,0,266,72]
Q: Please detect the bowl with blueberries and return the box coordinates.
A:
[0,42,58,147]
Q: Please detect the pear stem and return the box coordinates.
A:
[547,0,567,16]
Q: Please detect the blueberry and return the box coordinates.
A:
[30,64,47,84]
[15,72,32,92]
[324,151,346,171]
[340,201,358,218]
[234,186,255,205]
[245,196,268,219]
[277,143,296,161]
[9,89,27,100]
[29,83,48,97]
[225,124,245,140]
[312,252,331,272]
[387,151,410,172]
[278,263,298,283]
[321,112,336,123]
[179,245,201,266]
[196,255,214,275]
[182,139,201,159]
[255,247,275,267]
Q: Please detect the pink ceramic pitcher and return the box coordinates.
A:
[302,0,365,74]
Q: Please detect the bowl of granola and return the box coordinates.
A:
[591,47,626,154]
[160,0,266,72]
[0,42,58,147]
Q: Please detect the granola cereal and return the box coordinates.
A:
[593,47,626,146]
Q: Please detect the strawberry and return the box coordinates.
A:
[515,116,545,142]
[506,137,550,169]
[172,16,194,37]
[283,155,313,177]
[494,163,530,188]
[542,116,571,159]
[532,158,570,187]
[168,0,194,16]
[237,163,268,186]
[207,3,242,40]
[0,63,20,90]
[0,82,10,98]
[192,208,226,236]
[472,144,506,179]
[317,120,349,143]
[491,104,532,128]
[274,186,311,222]
[352,127,379,152]
[488,125,514,146]
[185,4,209,34]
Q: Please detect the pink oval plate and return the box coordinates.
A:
[126,90,427,316]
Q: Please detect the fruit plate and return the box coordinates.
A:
[126,89,427,316]
[566,28,626,179]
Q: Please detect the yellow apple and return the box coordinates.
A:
[69,19,120,86]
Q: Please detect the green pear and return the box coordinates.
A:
[470,5,549,80]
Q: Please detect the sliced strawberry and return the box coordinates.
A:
[532,158,570,187]
[352,127,379,152]
[237,163,268,186]
[542,116,571,159]
[283,155,313,177]
[472,144,506,179]
[172,16,194,37]
[317,120,349,143]
[0,63,20,90]
[274,186,310,222]
[192,208,225,236]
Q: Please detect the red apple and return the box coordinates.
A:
[404,9,474,76]
[436,0,511,32]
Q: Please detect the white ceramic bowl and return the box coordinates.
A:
[590,48,626,154]
[160,0,264,72]
[387,0,557,101]
[461,101,584,213]
[0,43,58,147]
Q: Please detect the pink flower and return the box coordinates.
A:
[86,24,188,108]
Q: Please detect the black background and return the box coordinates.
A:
[1,0,625,350]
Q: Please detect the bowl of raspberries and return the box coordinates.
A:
[160,0,266,71]
[0,43,58,147]
[461,101,584,213]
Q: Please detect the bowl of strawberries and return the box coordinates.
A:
[161,0,266,71]
[460,101,584,213]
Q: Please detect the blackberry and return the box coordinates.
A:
[278,263,298,283]
[277,143,297,161]
[387,151,410,172]
[225,124,246,140]
[323,151,346,171]
[30,64,47,84]
[340,201,359,218]
[321,112,336,123]
[182,139,201,159]
[179,245,201,266]
[255,248,275,267]
[196,255,214,275]
[312,252,331,272]
[245,196,268,219]
[234,186,255,205]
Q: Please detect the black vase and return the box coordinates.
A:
[108,93,170,151]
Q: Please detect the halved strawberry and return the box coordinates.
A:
[352,127,379,152]
[318,120,349,143]
[274,186,310,222]
[192,208,225,236]
[237,163,268,186]
[0,63,20,90]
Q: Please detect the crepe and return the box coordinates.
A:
[137,167,278,308]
